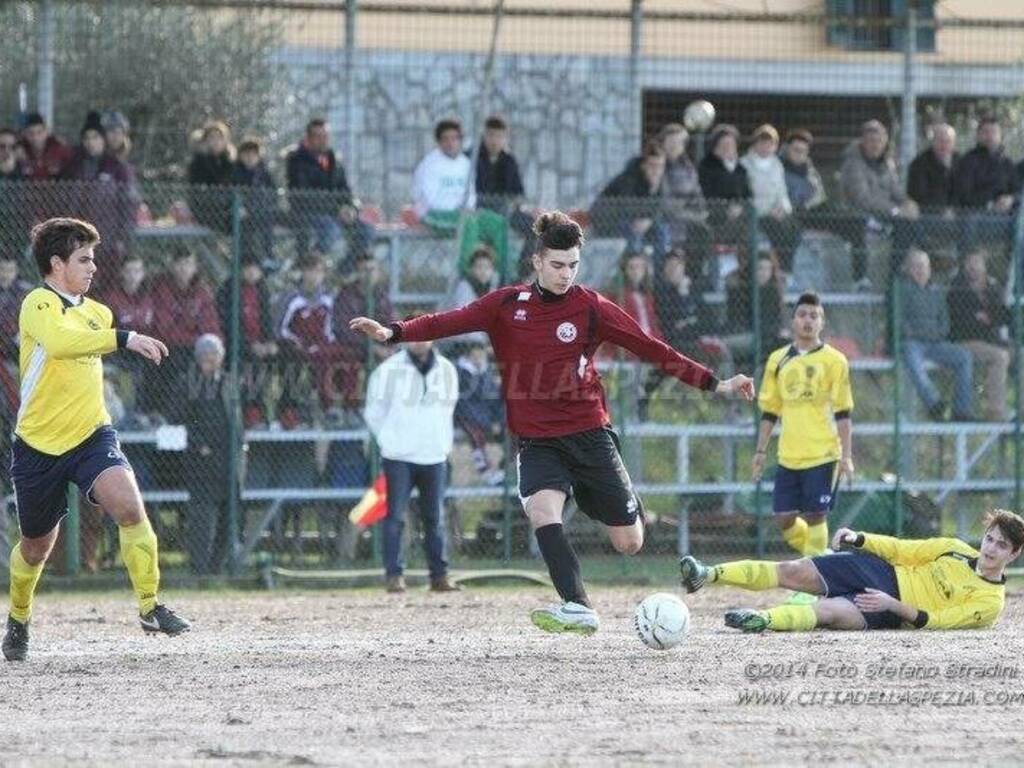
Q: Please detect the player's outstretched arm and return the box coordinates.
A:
[715,375,755,401]
[350,291,500,345]
[126,333,169,365]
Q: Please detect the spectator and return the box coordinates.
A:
[102,255,154,337]
[591,142,671,262]
[277,251,341,426]
[839,120,918,285]
[698,123,751,248]
[454,340,505,485]
[413,118,508,277]
[147,245,223,417]
[948,249,1010,422]
[101,110,134,170]
[188,120,236,233]
[656,123,712,286]
[475,115,525,215]
[217,252,278,428]
[0,127,24,182]
[654,248,718,364]
[908,123,959,215]
[606,249,667,420]
[780,129,826,214]
[333,250,393,416]
[232,137,277,266]
[363,319,461,593]
[442,244,499,352]
[0,254,31,363]
[899,248,974,422]
[61,111,135,290]
[952,116,1018,251]
[172,333,241,574]
[722,248,786,367]
[286,118,371,262]
[19,112,71,181]
[741,124,800,275]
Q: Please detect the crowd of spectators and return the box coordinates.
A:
[4,103,1024,571]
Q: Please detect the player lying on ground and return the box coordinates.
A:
[753,292,854,566]
[351,211,754,635]
[3,218,191,663]
[680,509,1023,632]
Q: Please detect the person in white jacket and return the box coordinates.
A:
[412,118,476,224]
[363,324,461,593]
[740,124,801,275]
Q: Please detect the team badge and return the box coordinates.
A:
[514,308,527,321]
[556,322,577,343]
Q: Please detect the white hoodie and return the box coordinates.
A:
[363,349,459,465]
[740,151,792,216]
[412,147,476,217]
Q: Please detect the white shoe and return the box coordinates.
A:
[529,601,599,635]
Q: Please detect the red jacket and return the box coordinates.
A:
[20,135,73,180]
[149,274,222,348]
[100,283,155,335]
[390,282,716,438]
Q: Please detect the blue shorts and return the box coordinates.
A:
[811,551,902,630]
[773,461,838,515]
[10,426,132,539]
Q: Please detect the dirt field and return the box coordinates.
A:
[3,582,1024,766]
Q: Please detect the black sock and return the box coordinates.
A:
[534,523,590,608]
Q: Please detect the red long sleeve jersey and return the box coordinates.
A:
[391,282,718,438]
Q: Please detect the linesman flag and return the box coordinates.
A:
[349,473,387,528]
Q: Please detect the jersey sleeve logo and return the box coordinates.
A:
[556,322,578,343]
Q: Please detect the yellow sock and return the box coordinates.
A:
[764,603,818,632]
[711,560,779,591]
[804,520,829,556]
[119,520,160,615]
[781,518,809,555]
[9,544,45,623]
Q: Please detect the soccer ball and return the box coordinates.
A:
[633,593,690,651]
[683,99,716,133]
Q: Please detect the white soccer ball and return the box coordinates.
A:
[633,592,690,651]
[683,99,716,133]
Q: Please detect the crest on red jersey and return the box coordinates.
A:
[556,322,577,343]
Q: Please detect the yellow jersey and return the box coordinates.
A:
[16,286,126,455]
[859,533,1006,630]
[758,342,853,470]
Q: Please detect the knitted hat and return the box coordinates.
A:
[101,110,130,133]
[80,111,104,138]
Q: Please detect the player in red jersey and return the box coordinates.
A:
[351,211,754,635]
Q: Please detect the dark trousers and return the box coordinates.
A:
[382,458,448,579]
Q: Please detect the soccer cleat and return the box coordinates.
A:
[429,576,461,593]
[679,555,710,594]
[3,616,29,661]
[140,604,191,636]
[386,575,407,594]
[724,609,769,633]
[530,601,599,636]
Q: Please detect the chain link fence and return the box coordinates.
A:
[2,1,1024,581]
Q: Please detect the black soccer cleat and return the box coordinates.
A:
[724,609,769,634]
[679,555,710,594]
[140,604,191,636]
[3,616,29,661]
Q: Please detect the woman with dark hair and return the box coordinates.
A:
[187,120,236,233]
[350,211,754,636]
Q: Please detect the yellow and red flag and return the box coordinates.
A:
[349,473,388,528]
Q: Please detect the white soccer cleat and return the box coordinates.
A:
[529,601,599,636]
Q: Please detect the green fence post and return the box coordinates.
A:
[891,263,904,536]
[64,485,79,575]
[226,190,243,573]
[749,203,766,558]
[1012,205,1024,513]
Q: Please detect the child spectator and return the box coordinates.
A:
[232,137,277,266]
[455,341,505,485]
[0,254,31,363]
[441,244,499,352]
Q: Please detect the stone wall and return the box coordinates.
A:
[280,49,641,213]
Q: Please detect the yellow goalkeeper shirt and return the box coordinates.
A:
[16,285,126,455]
[859,533,1005,630]
[758,342,853,470]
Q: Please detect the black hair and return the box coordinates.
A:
[434,118,462,142]
[484,115,507,131]
[31,217,100,277]
[532,211,584,252]
[306,118,327,135]
[794,291,822,312]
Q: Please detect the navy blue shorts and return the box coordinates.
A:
[11,426,132,539]
[773,461,838,515]
[811,551,902,630]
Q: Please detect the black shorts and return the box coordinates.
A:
[773,461,839,515]
[516,426,642,527]
[11,426,132,539]
[811,551,902,630]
